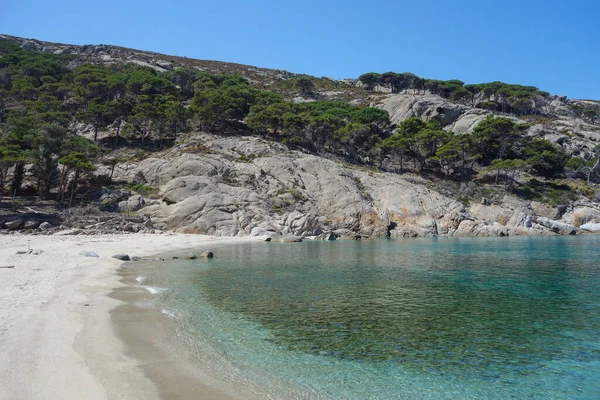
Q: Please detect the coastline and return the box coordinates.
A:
[0,233,255,400]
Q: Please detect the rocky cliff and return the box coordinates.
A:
[104,132,600,238]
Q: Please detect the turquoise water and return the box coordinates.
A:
[140,236,600,399]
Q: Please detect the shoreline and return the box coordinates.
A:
[108,257,245,400]
[0,233,256,400]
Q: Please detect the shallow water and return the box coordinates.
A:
[139,236,600,399]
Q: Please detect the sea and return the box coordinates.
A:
[133,236,600,399]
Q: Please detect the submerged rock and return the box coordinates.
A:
[186,253,198,260]
[112,253,130,261]
[200,251,214,258]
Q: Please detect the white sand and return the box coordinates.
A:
[0,233,251,400]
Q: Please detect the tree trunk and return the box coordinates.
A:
[11,163,24,196]
[94,125,98,142]
[69,170,79,206]
[0,169,5,205]
[588,155,600,184]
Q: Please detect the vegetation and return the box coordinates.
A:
[0,37,595,210]
[358,72,552,116]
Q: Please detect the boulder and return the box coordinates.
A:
[250,227,270,237]
[315,232,336,241]
[112,254,130,261]
[6,220,24,230]
[131,256,142,261]
[118,194,146,212]
[580,222,600,232]
[200,251,214,258]
[186,253,198,260]
[23,220,41,229]
[39,222,52,230]
[534,217,578,235]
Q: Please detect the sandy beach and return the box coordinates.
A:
[0,233,252,400]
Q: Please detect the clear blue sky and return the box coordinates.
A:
[3,0,599,99]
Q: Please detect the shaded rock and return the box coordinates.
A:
[315,232,336,241]
[23,220,41,229]
[112,254,130,261]
[186,253,198,260]
[79,251,100,258]
[6,220,24,230]
[200,251,214,258]
[118,194,146,212]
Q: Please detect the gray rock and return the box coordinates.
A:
[186,253,198,260]
[112,254,131,261]
[580,222,600,232]
[23,221,41,229]
[118,194,146,212]
[315,232,336,241]
[250,227,270,237]
[6,220,24,230]
[200,251,214,258]
[31,249,44,255]
[379,94,466,126]
[131,256,142,261]
[269,234,303,243]
[79,251,100,258]
[39,222,52,230]
[534,217,578,235]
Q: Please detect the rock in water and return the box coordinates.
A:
[200,251,214,258]
[131,256,142,261]
[186,253,198,260]
[112,254,130,261]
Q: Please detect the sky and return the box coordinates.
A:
[2,0,599,99]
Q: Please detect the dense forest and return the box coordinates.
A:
[0,37,599,207]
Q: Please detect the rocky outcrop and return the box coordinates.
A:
[118,195,146,212]
[117,133,592,238]
[378,94,467,126]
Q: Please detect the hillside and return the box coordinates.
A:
[1,34,600,237]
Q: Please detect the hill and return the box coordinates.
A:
[1,34,600,237]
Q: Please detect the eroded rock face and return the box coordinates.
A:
[378,94,467,126]
[121,133,583,238]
